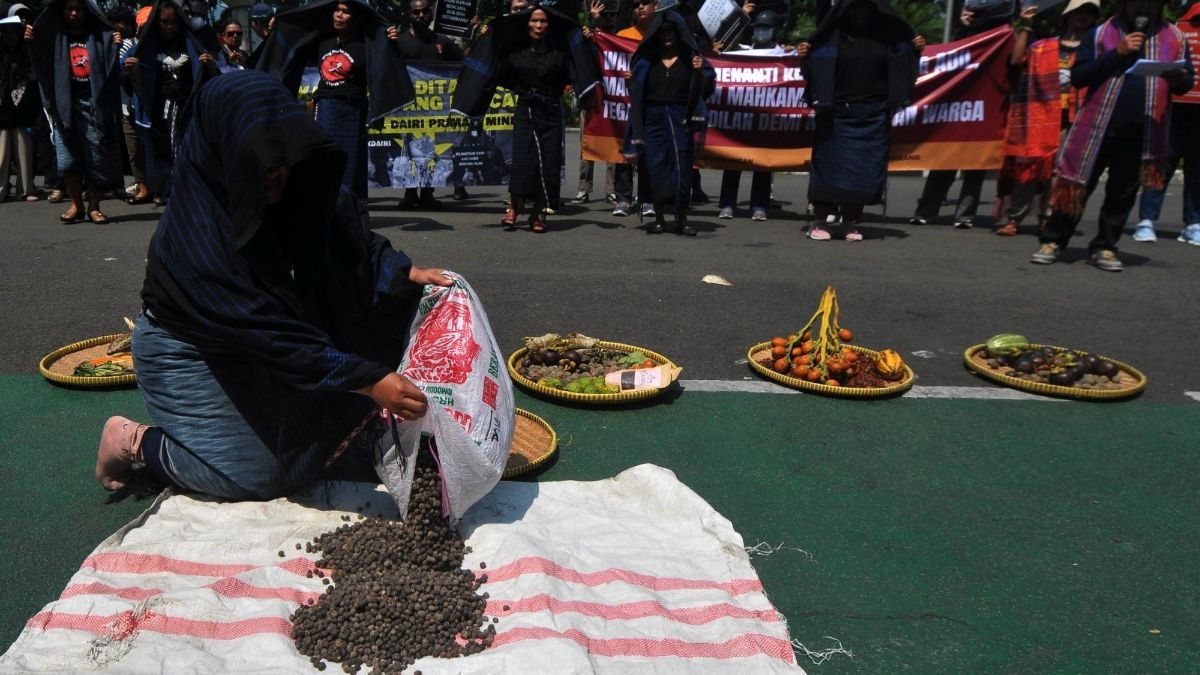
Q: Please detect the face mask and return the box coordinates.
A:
[189,16,205,30]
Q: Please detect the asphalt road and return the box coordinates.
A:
[3,129,1199,403]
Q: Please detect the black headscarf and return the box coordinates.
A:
[451,4,600,117]
[253,0,414,127]
[29,0,120,129]
[803,0,917,109]
[128,0,218,130]
[142,70,423,391]
[625,11,715,148]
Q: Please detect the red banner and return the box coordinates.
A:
[583,26,1014,171]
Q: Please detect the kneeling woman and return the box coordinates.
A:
[96,71,450,500]
[624,13,714,236]
[798,0,922,241]
[255,0,412,200]
[452,5,599,232]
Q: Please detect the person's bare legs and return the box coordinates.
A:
[62,175,85,221]
[96,416,149,490]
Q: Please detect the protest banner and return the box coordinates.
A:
[583,25,1014,170]
[301,61,514,188]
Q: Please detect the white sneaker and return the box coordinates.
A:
[751,208,767,221]
[718,207,733,219]
[1178,223,1200,246]
[641,202,655,217]
[1132,219,1157,242]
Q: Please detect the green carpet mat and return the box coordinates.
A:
[2,374,1197,671]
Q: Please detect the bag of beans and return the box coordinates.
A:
[375,273,515,521]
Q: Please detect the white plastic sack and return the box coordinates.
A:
[1,466,803,674]
[374,272,514,521]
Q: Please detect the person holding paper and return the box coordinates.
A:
[994,0,1099,237]
[1032,0,1193,271]
[797,0,922,241]
[1130,0,1200,245]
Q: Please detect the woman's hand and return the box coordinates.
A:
[712,40,724,52]
[358,372,428,420]
[620,69,631,80]
[742,2,756,14]
[959,8,974,26]
[124,56,140,71]
[199,52,214,65]
[912,34,926,52]
[795,42,810,58]
[409,266,453,286]
[588,0,604,21]
[387,25,400,41]
[23,25,32,41]
[113,31,122,47]
[582,26,593,40]
[691,54,702,70]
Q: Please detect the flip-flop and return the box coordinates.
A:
[125,195,153,205]
[59,207,83,224]
[87,209,112,225]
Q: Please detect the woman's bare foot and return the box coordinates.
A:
[96,416,149,490]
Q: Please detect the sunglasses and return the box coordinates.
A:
[225,30,243,36]
[411,8,430,14]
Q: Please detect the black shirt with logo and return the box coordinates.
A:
[314,36,366,101]
[68,41,91,96]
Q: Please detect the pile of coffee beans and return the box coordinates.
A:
[291,452,493,673]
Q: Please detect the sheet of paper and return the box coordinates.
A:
[1125,59,1188,77]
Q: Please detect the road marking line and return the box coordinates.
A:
[679,380,1059,401]
[1185,391,1200,402]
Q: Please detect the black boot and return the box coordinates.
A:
[675,210,696,236]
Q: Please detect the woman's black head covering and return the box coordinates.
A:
[807,0,914,46]
[253,0,414,126]
[451,3,600,117]
[29,0,119,129]
[129,0,218,133]
[169,69,344,249]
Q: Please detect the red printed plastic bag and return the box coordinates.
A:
[374,273,515,521]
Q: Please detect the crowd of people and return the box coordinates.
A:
[2,0,1198,269]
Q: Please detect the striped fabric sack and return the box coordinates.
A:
[1,465,803,674]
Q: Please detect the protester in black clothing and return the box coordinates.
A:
[97,71,451,499]
[909,1,1012,228]
[126,0,218,203]
[395,0,468,207]
[0,9,39,202]
[799,0,922,241]
[255,0,413,199]
[624,12,714,235]
[27,0,123,224]
[452,4,600,232]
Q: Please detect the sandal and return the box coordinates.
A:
[529,216,546,233]
[59,206,83,223]
[23,193,40,202]
[126,195,153,205]
[87,209,111,225]
[807,224,831,241]
[501,207,516,227]
[843,225,863,242]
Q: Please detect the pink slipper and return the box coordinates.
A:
[96,416,149,490]
[844,225,863,242]
[808,224,832,241]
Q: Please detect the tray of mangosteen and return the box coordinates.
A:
[964,334,1147,400]
[507,332,681,404]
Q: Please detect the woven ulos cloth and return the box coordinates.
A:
[1,464,803,674]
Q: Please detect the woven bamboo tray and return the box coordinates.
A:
[507,341,680,405]
[39,334,136,388]
[504,409,558,478]
[963,343,1146,400]
[747,342,915,398]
